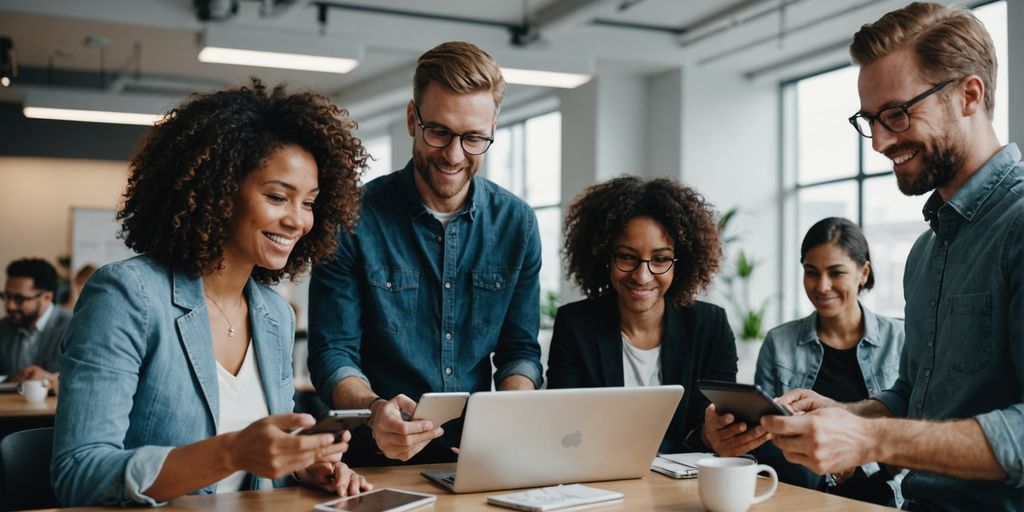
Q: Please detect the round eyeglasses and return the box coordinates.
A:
[610,253,677,275]
[848,79,955,138]
[413,105,494,155]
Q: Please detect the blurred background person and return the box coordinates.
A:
[0,257,71,390]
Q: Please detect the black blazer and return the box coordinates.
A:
[546,295,737,453]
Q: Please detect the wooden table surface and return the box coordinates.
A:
[38,462,896,511]
[0,392,57,417]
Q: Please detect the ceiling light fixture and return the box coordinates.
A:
[198,25,362,74]
[500,67,592,89]
[22,87,175,126]
[496,51,594,89]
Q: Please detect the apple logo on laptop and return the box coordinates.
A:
[561,430,582,448]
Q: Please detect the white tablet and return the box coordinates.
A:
[313,488,436,512]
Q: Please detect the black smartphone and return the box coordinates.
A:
[697,380,791,425]
[296,409,372,439]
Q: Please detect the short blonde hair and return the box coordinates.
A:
[850,1,997,118]
[413,41,506,110]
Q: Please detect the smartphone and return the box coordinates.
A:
[697,380,791,425]
[295,409,372,439]
[314,488,436,512]
[409,392,470,426]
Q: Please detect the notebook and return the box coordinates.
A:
[421,385,684,493]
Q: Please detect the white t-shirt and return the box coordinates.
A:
[214,340,270,493]
[621,334,662,387]
[424,206,458,229]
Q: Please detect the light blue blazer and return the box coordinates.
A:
[51,255,297,507]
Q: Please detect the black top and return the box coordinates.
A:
[546,295,737,453]
[811,344,869,404]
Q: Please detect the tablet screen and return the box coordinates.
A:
[315,489,434,512]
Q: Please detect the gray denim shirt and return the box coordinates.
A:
[873,143,1024,511]
[755,302,904,399]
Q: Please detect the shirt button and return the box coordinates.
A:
[924,368,931,377]
[445,333,452,340]
[927,340,934,347]
[494,282,502,289]
[436,235,442,242]
[444,281,451,289]
[386,282,392,289]
[445,367,453,375]
[943,240,950,247]
[930,299,937,307]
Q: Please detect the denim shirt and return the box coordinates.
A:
[51,255,296,506]
[308,160,543,407]
[873,144,1024,511]
[755,302,904,399]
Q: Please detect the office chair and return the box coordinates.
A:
[1,427,57,510]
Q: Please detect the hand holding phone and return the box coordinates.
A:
[697,380,791,425]
[408,392,469,426]
[294,409,372,440]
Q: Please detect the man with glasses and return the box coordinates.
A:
[1,258,72,390]
[309,41,542,466]
[763,3,1024,510]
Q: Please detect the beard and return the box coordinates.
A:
[891,107,968,197]
[412,146,478,203]
[5,304,40,329]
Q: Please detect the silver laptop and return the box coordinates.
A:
[422,385,684,493]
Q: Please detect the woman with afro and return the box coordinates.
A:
[547,176,765,456]
[52,80,372,506]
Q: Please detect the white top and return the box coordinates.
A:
[621,334,662,387]
[214,340,270,493]
[425,206,458,229]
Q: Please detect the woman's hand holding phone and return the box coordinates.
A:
[222,413,345,479]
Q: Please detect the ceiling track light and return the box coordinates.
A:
[0,36,17,88]
[198,25,362,74]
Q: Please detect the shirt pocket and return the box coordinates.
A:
[944,292,992,374]
[366,267,419,336]
[471,268,518,332]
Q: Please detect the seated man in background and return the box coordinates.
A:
[308,41,543,466]
[0,257,71,390]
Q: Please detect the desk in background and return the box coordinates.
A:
[0,393,56,440]
[42,462,896,511]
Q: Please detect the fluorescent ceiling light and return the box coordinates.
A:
[23,107,161,125]
[500,67,592,89]
[21,87,175,126]
[200,26,362,74]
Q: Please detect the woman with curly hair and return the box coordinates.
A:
[547,176,764,455]
[52,80,371,506]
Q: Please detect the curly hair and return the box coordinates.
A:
[117,79,366,284]
[563,176,722,307]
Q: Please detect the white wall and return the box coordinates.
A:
[680,68,782,383]
[1010,0,1023,144]
[0,157,128,276]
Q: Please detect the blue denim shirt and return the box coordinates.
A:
[873,144,1024,511]
[51,255,296,506]
[308,160,543,407]
[755,302,904,399]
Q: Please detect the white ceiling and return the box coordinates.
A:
[0,0,970,124]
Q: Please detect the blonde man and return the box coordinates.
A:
[762,3,1023,510]
[308,42,542,466]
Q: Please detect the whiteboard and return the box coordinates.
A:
[71,207,136,272]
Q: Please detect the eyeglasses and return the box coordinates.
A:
[0,291,44,306]
[413,105,494,155]
[848,79,955,138]
[610,253,678,275]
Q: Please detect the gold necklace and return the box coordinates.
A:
[204,292,244,337]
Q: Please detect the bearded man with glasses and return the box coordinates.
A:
[762,3,1024,510]
[309,42,543,466]
[0,258,71,391]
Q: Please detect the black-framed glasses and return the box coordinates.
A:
[610,253,678,275]
[848,79,955,138]
[0,291,44,306]
[413,105,494,155]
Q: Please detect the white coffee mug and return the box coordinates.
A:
[697,457,778,512]
[17,378,49,403]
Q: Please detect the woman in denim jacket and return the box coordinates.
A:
[51,81,370,506]
[755,217,904,505]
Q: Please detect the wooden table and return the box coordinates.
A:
[0,393,57,417]
[40,463,895,511]
[0,392,57,440]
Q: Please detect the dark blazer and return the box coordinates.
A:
[546,295,737,453]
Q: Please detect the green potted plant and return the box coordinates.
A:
[718,208,769,343]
